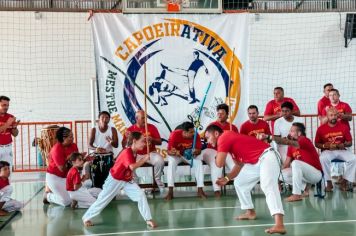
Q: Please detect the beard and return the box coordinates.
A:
[330,119,337,124]
[287,134,297,141]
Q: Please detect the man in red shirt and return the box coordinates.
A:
[205,125,286,235]
[264,87,300,132]
[122,110,164,189]
[209,103,239,132]
[320,89,352,128]
[0,96,20,168]
[258,123,322,202]
[317,83,333,122]
[240,105,271,138]
[200,103,238,198]
[165,122,206,200]
[315,107,356,192]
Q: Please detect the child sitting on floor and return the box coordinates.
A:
[0,161,23,216]
[66,153,101,209]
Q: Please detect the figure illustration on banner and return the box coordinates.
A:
[150,51,209,105]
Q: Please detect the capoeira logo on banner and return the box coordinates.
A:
[92,14,249,156]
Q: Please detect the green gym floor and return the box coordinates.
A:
[1,173,356,236]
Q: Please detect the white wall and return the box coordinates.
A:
[0,12,95,121]
[249,12,356,114]
[0,12,355,123]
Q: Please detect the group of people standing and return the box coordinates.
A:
[0,81,354,235]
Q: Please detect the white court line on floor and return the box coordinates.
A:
[74,219,356,236]
[167,206,240,212]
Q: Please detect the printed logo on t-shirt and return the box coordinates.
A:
[291,150,301,160]
[248,129,265,137]
[324,132,344,144]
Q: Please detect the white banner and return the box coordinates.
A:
[91,13,249,156]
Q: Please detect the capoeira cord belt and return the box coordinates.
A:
[269,147,288,195]
[184,81,212,167]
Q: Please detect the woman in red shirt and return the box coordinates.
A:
[82,132,157,228]
[44,127,78,207]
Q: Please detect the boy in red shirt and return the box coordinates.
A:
[82,132,157,228]
[66,153,101,209]
[0,161,23,216]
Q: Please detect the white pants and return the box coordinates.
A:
[234,149,284,216]
[46,173,71,207]
[0,144,13,166]
[137,152,164,180]
[281,161,322,195]
[0,185,23,212]
[199,148,235,191]
[277,144,288,164]
[331,162,345,177]
[320,150,356,183]
[166,154,204,188]
[68,186,102,208]
[82,173,152,223]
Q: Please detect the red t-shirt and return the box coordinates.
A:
[0,177,9,190]
[264,97,300,131]
[317,96,330,117]
[110,148,135,182]
[66,167,81,191]
[240,119,271,138]
[123,124,161,155]
[47,142,79,178]
[321,101,352,129]
[209,121,239,133]
[217,131,270,164]
[287,136,322,171]
[0,113,15,145]
[168,129,202,155]
[315,122,352,145]
[207,121,238,149]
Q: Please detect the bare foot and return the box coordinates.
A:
[146,220,158,228]
[197,188,207,199]
[0,210,8,216]
[71,200,78,209]
[236,212,257,220]
[339,179,351,192]
[164,192,173,201]
[325,182,333,192]
[285,194,303,202]
[302,191,309,197]
[84,220,94,227]
[214,191,221,199]
[265,225,286,234]
[45,185,52,193]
